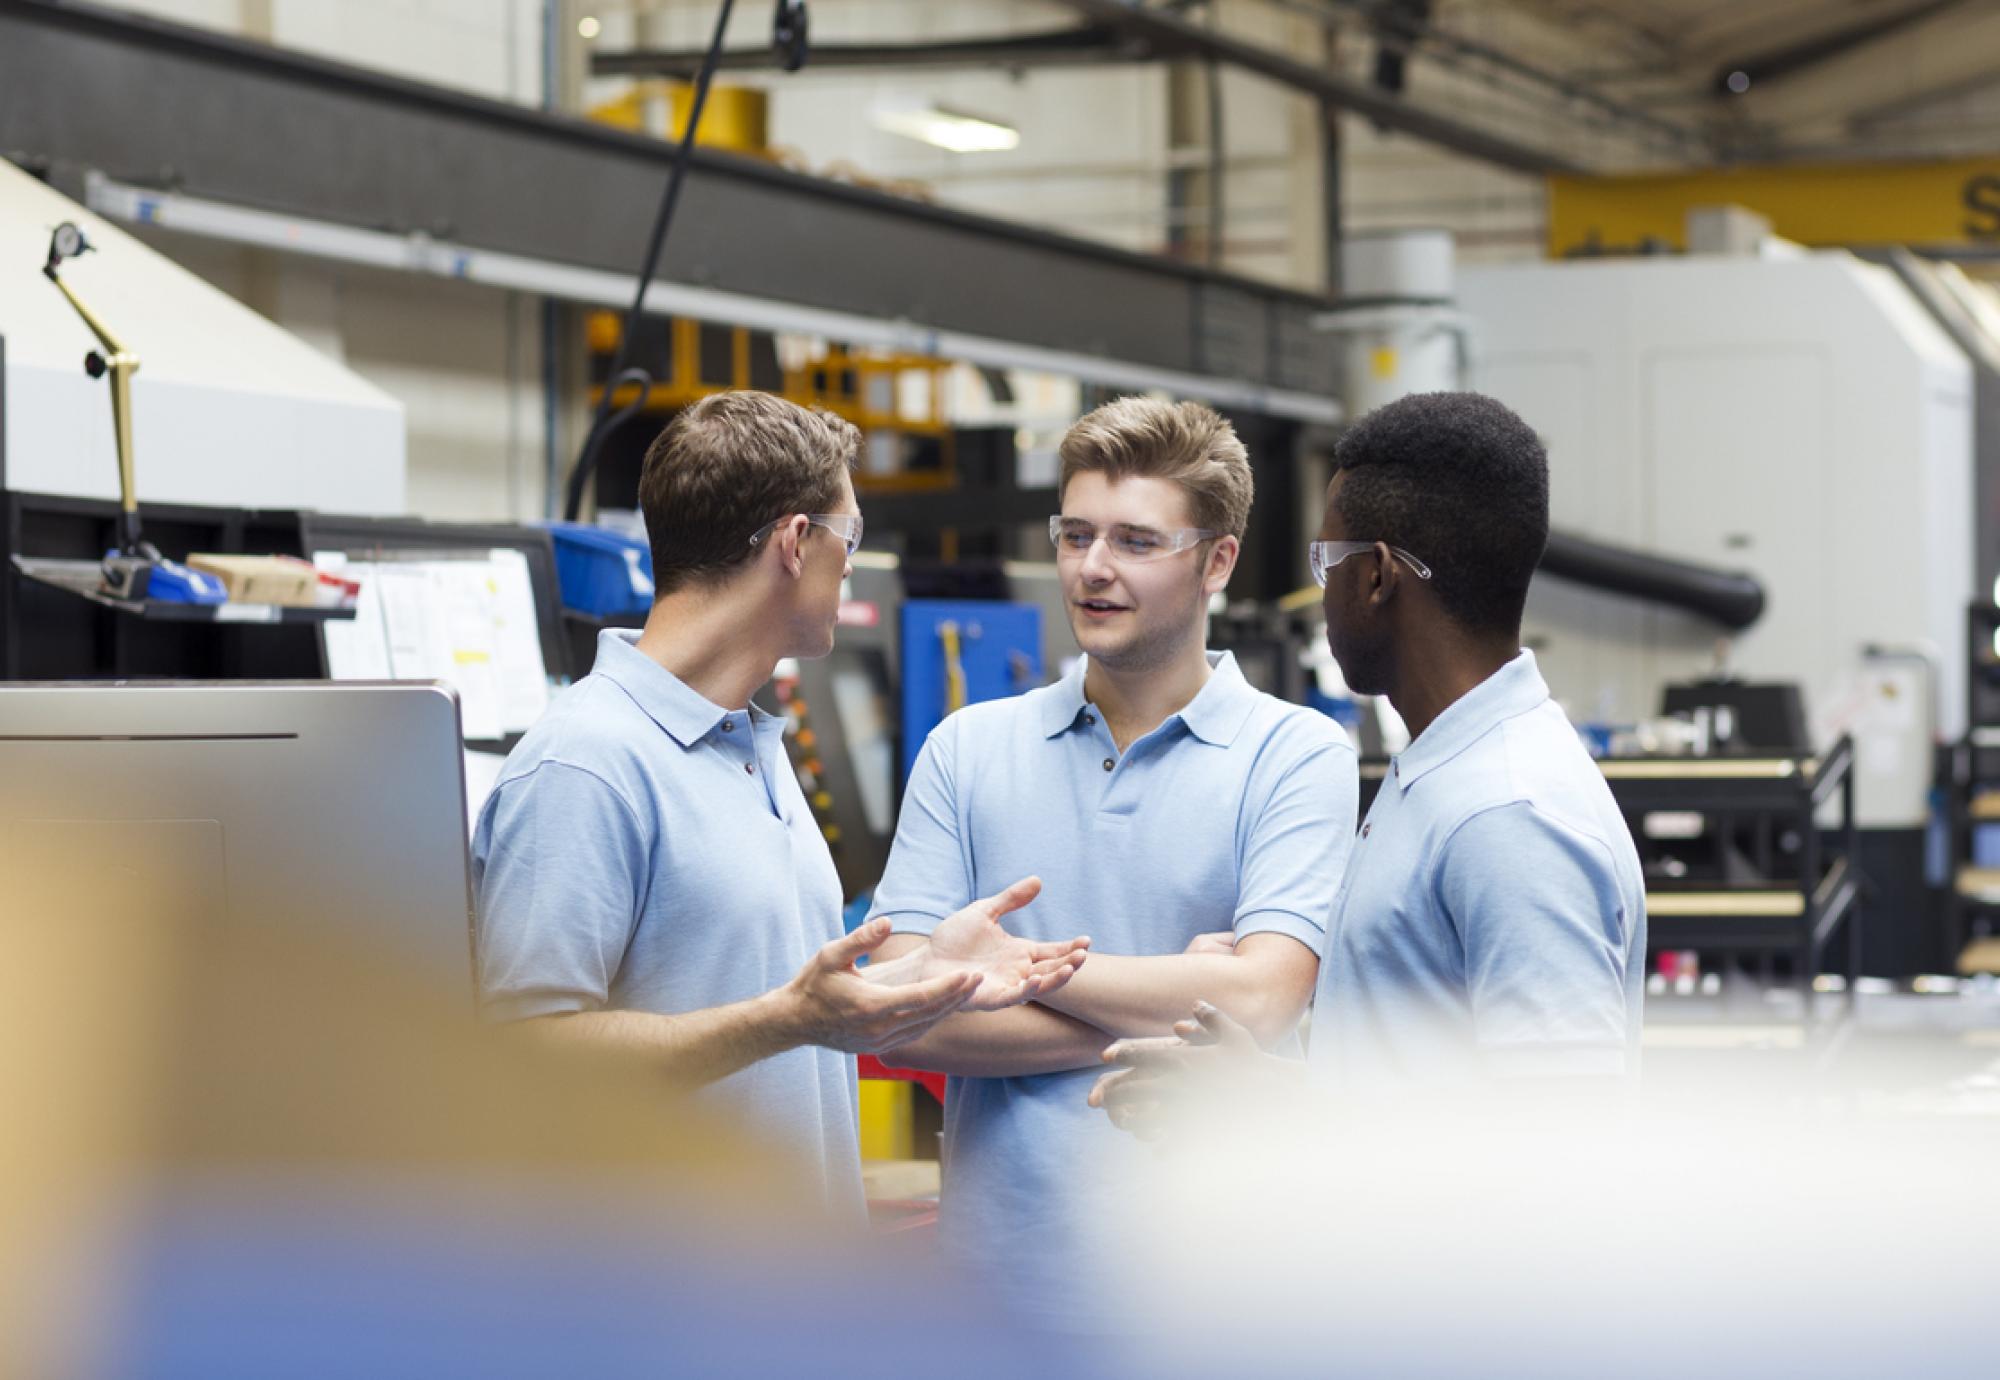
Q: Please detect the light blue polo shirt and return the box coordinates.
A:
[1313,650,1646,1084]
[471,630,862,1218]
[869,651,1356,1324]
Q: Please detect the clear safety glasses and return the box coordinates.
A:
[1049,516,1220,563]
[1308,540,1432,586]
[748,512,865,556]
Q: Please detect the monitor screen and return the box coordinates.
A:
[0,681,476,1005]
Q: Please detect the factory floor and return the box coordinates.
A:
[1641,971,2000,1112]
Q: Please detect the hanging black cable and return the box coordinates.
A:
[562,0,740,523]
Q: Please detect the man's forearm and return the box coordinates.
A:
[529,989,805,1088]
[877,1003,1111,1078]
[1036,948,1309,1045]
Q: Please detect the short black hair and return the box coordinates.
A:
[1331,391,1549,634]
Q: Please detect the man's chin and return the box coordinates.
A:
[1066,622,1129,663]
[783,625,840,662]
[1330,649,1387,697]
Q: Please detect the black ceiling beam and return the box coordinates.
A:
[0,0,1338,403]
[593,26,1139,78]
[1041,0,1592,175]
[1710,0,1969,96]
[1303,0,1706,155]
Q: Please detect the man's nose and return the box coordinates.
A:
[1079,535,1116,581]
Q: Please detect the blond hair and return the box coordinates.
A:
[1057,397,1253,538]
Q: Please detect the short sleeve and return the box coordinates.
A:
[471,760,649,1022]
[1435,802,1634,1076]
[865,724,973,938]
[1232,738,1358,957]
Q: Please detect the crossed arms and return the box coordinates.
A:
[862,720,1350,1080]
[872,929,1318,1078]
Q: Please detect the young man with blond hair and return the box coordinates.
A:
[868,396,1358,1324]
[473,391,1087,1219]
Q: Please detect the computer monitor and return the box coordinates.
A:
[0,681,475,1003]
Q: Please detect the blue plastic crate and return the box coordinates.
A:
[541,522,654,618]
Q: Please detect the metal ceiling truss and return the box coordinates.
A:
[0,0,1342,422]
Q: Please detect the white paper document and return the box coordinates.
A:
[316,549,553,741]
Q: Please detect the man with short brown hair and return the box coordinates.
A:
[638,390,857,597]
[473,391,1088,1217]
[867,395,1357,1323]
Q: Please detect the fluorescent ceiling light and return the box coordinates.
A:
[870,99,1019,153]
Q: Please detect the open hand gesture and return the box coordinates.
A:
[865,876,1090,1012]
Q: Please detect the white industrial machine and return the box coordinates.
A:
[1,158,405,514]
[1317,228,1468,414]
[1460,242,1976,831]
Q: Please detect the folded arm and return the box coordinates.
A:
[870,932,1113,1077]
[1035,932,1319,1047]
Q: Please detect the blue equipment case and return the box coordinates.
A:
[898,599,1043,782]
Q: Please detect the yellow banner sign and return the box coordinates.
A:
[1548,159,2000,257]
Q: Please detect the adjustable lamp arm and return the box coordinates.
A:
[43,222,149,556]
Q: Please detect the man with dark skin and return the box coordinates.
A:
[1091,391,1647,1129]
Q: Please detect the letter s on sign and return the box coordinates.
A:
[1966,173,2000,241]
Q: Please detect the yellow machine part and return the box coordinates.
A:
[668,83,768,151]
[858,1079,914,1161]
[587,82,768,154]
[938,620,968,716]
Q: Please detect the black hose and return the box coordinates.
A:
[563,0,738,523]
[1538,530,1766,631]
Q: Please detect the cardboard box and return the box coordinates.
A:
[185,554,320,607]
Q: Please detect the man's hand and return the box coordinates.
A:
[777,918,980,1054]
[865,876,1091,1011]
[1183,931,1236,956]
[1087,1001,1291,1139]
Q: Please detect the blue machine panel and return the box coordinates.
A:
[899,600,1043,783]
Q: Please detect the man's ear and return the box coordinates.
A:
[1202,535,1240,596]
[774,514,811,579]
[1368,539,1401,609]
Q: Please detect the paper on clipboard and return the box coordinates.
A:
[315,554,393,680]
[486,549,552,733]
[316,549,552,741]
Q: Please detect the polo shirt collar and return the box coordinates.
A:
[1039,657,1092,738]
[1391,648,1549,791]
[1038,650,1259,748]
[590,629,760,748]
[1177,651,1259,746]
